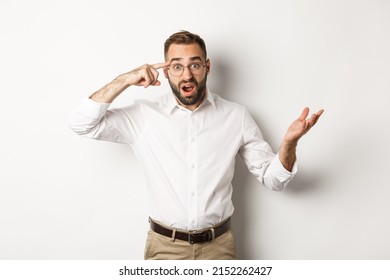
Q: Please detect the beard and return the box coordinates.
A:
[168,75,207,107]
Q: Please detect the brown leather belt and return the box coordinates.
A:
[149,218,231,244]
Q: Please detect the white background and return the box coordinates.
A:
[0,0,389,260]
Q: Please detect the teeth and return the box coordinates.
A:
[182,85,194,93]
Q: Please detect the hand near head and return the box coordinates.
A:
[284,107,324,144]
[125,62,170,88]
[90,62,170,103]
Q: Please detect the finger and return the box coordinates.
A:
[316,109,325,117]
[151,61,170,69]
[309,114,317,126]
[149,66,160,85]
[145,67,156,86]
[312,109,324,123]
[309,111,323,128]
[141,68,153,88]
[313,113,322,126]
[298,107,310,121]
[140,65,162,87]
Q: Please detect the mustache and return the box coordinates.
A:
[179,78,197,87]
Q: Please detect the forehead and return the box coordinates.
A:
[166,43,205,61]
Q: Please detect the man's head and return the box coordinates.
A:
[163,31,210,110]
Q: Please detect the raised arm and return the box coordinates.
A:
[90,62,170,103]
[70,62,170,141]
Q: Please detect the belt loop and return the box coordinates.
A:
[210,228,215,241]
[171,228,177,242]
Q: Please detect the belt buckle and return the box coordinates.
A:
[188,230,212,244]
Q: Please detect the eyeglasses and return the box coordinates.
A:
[167,62,206,77]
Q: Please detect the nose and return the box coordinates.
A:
[181,65,194,80]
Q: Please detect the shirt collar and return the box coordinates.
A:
[166,88,217,114]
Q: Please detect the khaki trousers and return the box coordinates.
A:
[144,229,236,260]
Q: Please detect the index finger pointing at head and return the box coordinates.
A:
[151,61,170,69]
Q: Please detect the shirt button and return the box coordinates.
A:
[191,137,195,142]
[191,192,195,197]
[191,164,196,169]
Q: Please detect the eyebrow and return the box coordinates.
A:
[170,56,203,63]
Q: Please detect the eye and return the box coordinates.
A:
[190,63,201,70]
[172,64,183,71]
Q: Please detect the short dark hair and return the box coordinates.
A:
[164,30,207,59]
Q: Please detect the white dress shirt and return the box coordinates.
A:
[70,90,297,230]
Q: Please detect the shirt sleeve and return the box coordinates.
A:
[69,97,145,145]
[238,107,297,191]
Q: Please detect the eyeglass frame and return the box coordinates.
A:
[166,59,209,77]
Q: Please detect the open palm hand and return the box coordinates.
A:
[284,107,324,143]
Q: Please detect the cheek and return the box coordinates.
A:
[169,77,179,84]
[168,77,180,88]
[196,74,207,85]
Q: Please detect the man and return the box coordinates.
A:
[70,31,323,260]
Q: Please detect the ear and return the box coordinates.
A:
[206,59,211,75]
[163,67,169,79]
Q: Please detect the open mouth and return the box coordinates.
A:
[181,84,196,96]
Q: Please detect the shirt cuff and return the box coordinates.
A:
[268,152,298,181]
[77,97,111,119]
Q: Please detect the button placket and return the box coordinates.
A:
[188,112,199,229]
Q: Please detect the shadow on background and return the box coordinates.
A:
[211,56,323,259]
[232,156,323,259]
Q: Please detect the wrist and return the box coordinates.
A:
[282,137,298,148]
